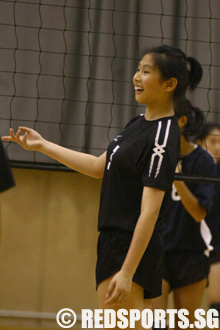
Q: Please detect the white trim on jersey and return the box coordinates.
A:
[200,219,213,257]
[149,119,172,178]
[107,145,120,170]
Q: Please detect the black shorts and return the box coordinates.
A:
[96,228,164,299]
[209,245,220,264]
[163,250,210,291]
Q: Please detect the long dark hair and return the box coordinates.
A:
[174,98,204,141]
[145,45,203,100]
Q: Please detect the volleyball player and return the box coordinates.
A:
[197,123,220,323]
[2,45,203,329]
[151,99,217,329]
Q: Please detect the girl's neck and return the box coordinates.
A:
[144,101,174,121]
[180,136,196,156]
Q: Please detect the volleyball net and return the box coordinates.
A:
[0,0,220,182]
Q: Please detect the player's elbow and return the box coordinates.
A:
[94,172,104,179]
[193,206,207,223]
[92,166,104,179]
[92,153,106,179]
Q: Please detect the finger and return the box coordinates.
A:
[15,129,27,148]
[10,128,16,140]
[2,128,16,141]
[105,291,120,305]
[15,129,23,145]
[1,136,12,141]
[115,293,125,304]
[120,294,129,303]
[19,126,33,134]
[15,129,21,140]
[106,279,115,298]
[116,292,129,304]
[2,128,20,142]
[23,132,28,147]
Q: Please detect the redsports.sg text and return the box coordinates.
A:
[56,308,219,329]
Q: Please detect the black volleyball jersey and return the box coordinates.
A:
[163,145,216,253]
[206,161,220,247]
[98,114,180,232]
[0,141,15,193]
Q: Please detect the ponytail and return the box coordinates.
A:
[174,98,204,141]
[186,57,203,91]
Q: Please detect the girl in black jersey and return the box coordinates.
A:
[152,99,216,329]
[197,123,220,322]
[2,45,203,329]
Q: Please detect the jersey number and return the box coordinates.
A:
[171,183,181,201]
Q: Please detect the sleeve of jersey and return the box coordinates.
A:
[193,157,217,212]
[139,119,179,191]
[124,115,140,129]
[0,141,15,193]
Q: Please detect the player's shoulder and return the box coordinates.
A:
[124,114,143,129]
[195,145,216,163]
[127,114,144,124]
[164,115,179,131]
[158,115,180,143]
[192,146,217,174]
[157,115,179,132]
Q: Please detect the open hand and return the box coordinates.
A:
[1,127,45,151]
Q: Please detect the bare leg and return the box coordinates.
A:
[98,275,147,330]
[208,262,220,304]
[151,279,170,328]
[173,279,207,330]
[151,279,170,310]
[207,262,220,330]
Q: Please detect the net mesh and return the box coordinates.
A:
[0,0,220,180]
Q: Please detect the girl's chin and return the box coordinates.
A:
[135,96,146,104]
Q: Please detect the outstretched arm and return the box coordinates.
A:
[2,127,106,179]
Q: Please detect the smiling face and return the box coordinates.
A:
[133,53,167,106]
